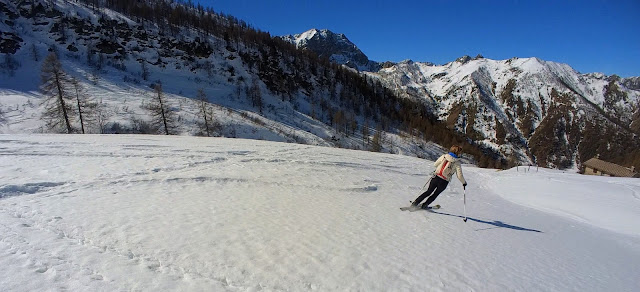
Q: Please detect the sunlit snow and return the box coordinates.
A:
[1,134,638,291]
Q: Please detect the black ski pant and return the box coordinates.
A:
[413,176,449,207]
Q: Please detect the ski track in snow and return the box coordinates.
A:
[1,134,639,291]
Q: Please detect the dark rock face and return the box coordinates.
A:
[282,29,380,72]
[0,31,22,54]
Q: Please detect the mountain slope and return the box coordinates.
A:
[1,134,639,291]
[373,57,640,168]
[2,0,638,170]
[1,0,487,162]
[279,27,640,169]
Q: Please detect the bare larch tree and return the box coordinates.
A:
[71,77,96,134]
[196,88,214,137]
[144,84,175,135]
[41,53,73,133]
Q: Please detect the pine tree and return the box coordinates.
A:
[144,84,176,135]
[350,115,358,137]
[203,60,214,78]
[362,121,370,147]
[41,53,73,133]
[371,126,384,152]
[71,77,96,134]
[332,110,345,133]
[2,54,19,76]
[196,88,215,137]
[140,60,149,81]
[86,42,95,66]
[95,98,110,134]
[30,44,39,62]
[249,78,262,113]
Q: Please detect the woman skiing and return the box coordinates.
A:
[412,145,467,209]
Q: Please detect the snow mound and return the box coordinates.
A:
[488,167,640,237]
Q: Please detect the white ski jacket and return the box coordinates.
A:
[433,153,467,185]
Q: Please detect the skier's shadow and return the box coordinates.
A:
[429,210,543,233]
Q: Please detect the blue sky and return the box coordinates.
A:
[197,0,640,77]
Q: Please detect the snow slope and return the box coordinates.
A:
[0,0,336,146]
[0,0,447,161]
[1,134,639,291]
[1,0,421,157]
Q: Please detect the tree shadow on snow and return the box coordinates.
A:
[429,210,543,233]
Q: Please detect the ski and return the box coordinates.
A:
[400,204,440,212]
[400,205,420,212]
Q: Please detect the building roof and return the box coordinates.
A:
[583,158,638,177]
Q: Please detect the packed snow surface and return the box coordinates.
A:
[1,134,639,291]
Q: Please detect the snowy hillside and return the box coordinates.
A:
[0,0,451,161]
[1,134,639,291]
[0,0,318,139]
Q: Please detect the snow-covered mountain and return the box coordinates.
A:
[281,28,640,169]
[1,0,473,163]
[281,29,381,72]
[374,56,640,168]
[1,0,639,170]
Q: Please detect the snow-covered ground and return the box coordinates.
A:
[1,134,639,291]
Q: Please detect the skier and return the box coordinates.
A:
[411,145,467,209]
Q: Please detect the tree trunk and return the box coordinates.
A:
[55,72,72,134]
[203,105,210,137]
[158,93,169,135]
[75,85,85,134]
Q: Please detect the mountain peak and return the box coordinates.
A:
[282,28,346,48]
[280,29,380,72]
[297,28,333,41]
[455,55,473,64]
[297,28,320,40]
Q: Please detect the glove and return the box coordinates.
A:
[463,183,467,189]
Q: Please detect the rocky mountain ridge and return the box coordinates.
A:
[281,29,381,72]
[374,56,640,168]
[282,29,640,169]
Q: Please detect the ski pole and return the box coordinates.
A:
[410,176,433,205]
[463,186,467,222]
[422,175,433,190]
